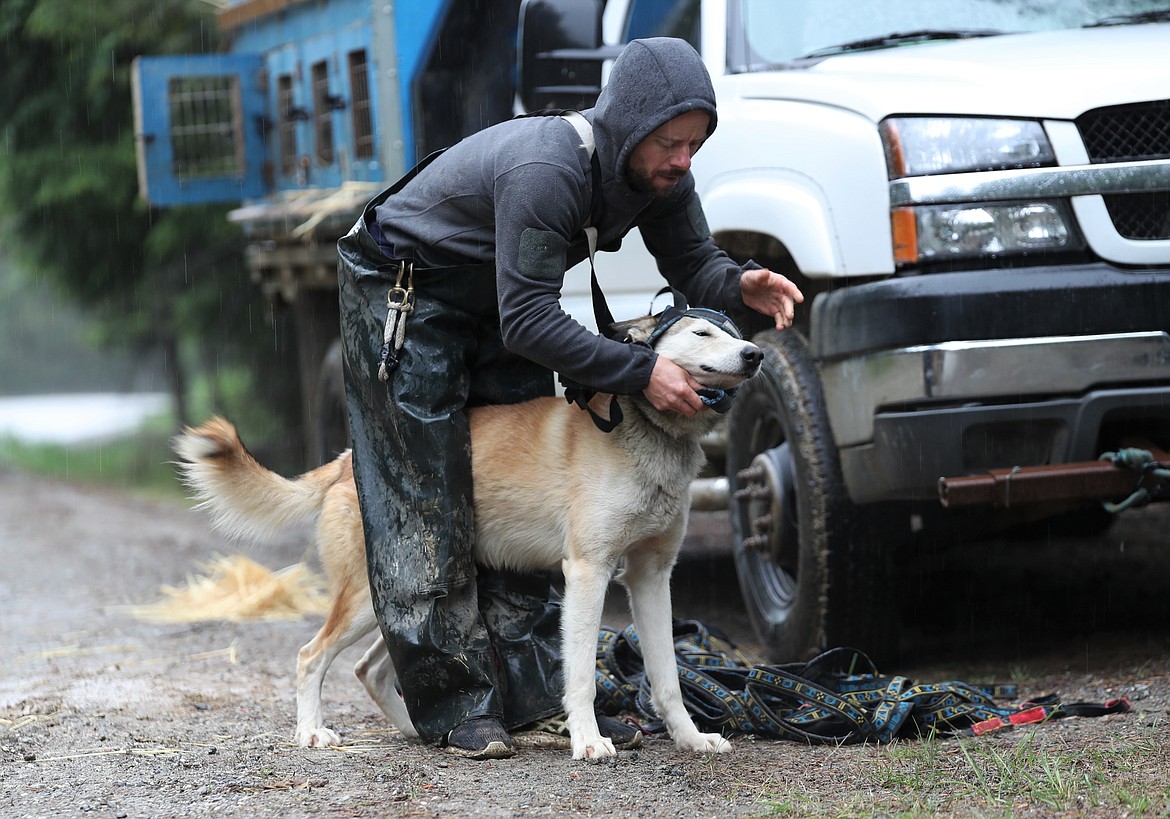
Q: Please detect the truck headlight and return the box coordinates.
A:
[902,201,1072,260]
[882,117,1078,266]
[882,117,1055,176]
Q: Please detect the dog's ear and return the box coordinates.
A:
[607,315,657,343]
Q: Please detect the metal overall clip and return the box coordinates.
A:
[377,260,415,382]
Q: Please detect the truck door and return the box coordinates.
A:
[131,54,268,206]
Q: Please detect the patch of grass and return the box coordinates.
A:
[739,723,1169,818]
[0,412,185,500]
[955,732,1097,810]
[870,728,1169,817]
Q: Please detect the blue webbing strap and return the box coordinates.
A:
[594,620,1131,743]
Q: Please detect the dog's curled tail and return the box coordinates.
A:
[173,416,347,544]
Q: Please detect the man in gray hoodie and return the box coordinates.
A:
[337,37,802,759]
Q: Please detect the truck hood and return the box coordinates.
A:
[731,23,1170,121]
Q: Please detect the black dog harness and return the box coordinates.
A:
[561,286,746,432]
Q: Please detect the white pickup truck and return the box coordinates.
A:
[524,0,1170,660]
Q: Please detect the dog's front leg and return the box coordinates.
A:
[561,555,616,760]
[624,547,732,755]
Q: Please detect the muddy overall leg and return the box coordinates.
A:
[475,569,565,728]
[338,231,502,745]
[465,318,565,728]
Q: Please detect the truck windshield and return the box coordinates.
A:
[728,0,1170,70]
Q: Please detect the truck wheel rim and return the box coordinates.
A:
[736,441,801,601]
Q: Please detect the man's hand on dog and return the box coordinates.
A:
[645,356,706,416]
[741,267,804,330]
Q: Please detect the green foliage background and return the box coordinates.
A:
[0,0,305,468]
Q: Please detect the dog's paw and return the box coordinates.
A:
[676,731,732,755]
[571,735,617,761]
[295,725,342,748]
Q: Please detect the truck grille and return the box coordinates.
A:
[1075,100,1170,240]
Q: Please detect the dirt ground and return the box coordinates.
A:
[2,464,1168,818]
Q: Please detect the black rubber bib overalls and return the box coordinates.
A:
[336,166,565,743]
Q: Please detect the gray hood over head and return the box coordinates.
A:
[365,37,763,397]
[592,37,718,186]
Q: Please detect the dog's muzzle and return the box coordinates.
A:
[696,387,737,414]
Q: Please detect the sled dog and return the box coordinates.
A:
[174,311,761,760]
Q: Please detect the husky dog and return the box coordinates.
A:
[174,310,761,760]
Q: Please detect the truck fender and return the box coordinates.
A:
[701,171,842,276]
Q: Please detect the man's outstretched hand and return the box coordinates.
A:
[741,267,804,330]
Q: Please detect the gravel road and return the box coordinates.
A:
[2,464,1168,817]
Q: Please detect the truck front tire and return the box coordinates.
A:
[726,329,896,663]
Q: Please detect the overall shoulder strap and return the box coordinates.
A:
[556,111,614,336]
[558,111,604,248]
[547,110,623,431]
[515,109,605,261]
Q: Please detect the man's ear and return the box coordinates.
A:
[607,315,657,343]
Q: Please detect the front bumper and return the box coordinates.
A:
[812,264,1170,504]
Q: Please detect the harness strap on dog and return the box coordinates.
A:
[643,286,744,344]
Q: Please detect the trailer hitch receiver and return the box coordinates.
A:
[938,443,1170,510]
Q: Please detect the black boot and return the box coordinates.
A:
[444,716,515,760]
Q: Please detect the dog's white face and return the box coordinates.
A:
[621,314,763,390]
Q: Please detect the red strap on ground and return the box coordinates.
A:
[970,706,1050,736]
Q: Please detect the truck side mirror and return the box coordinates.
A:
[517,0,619,112]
